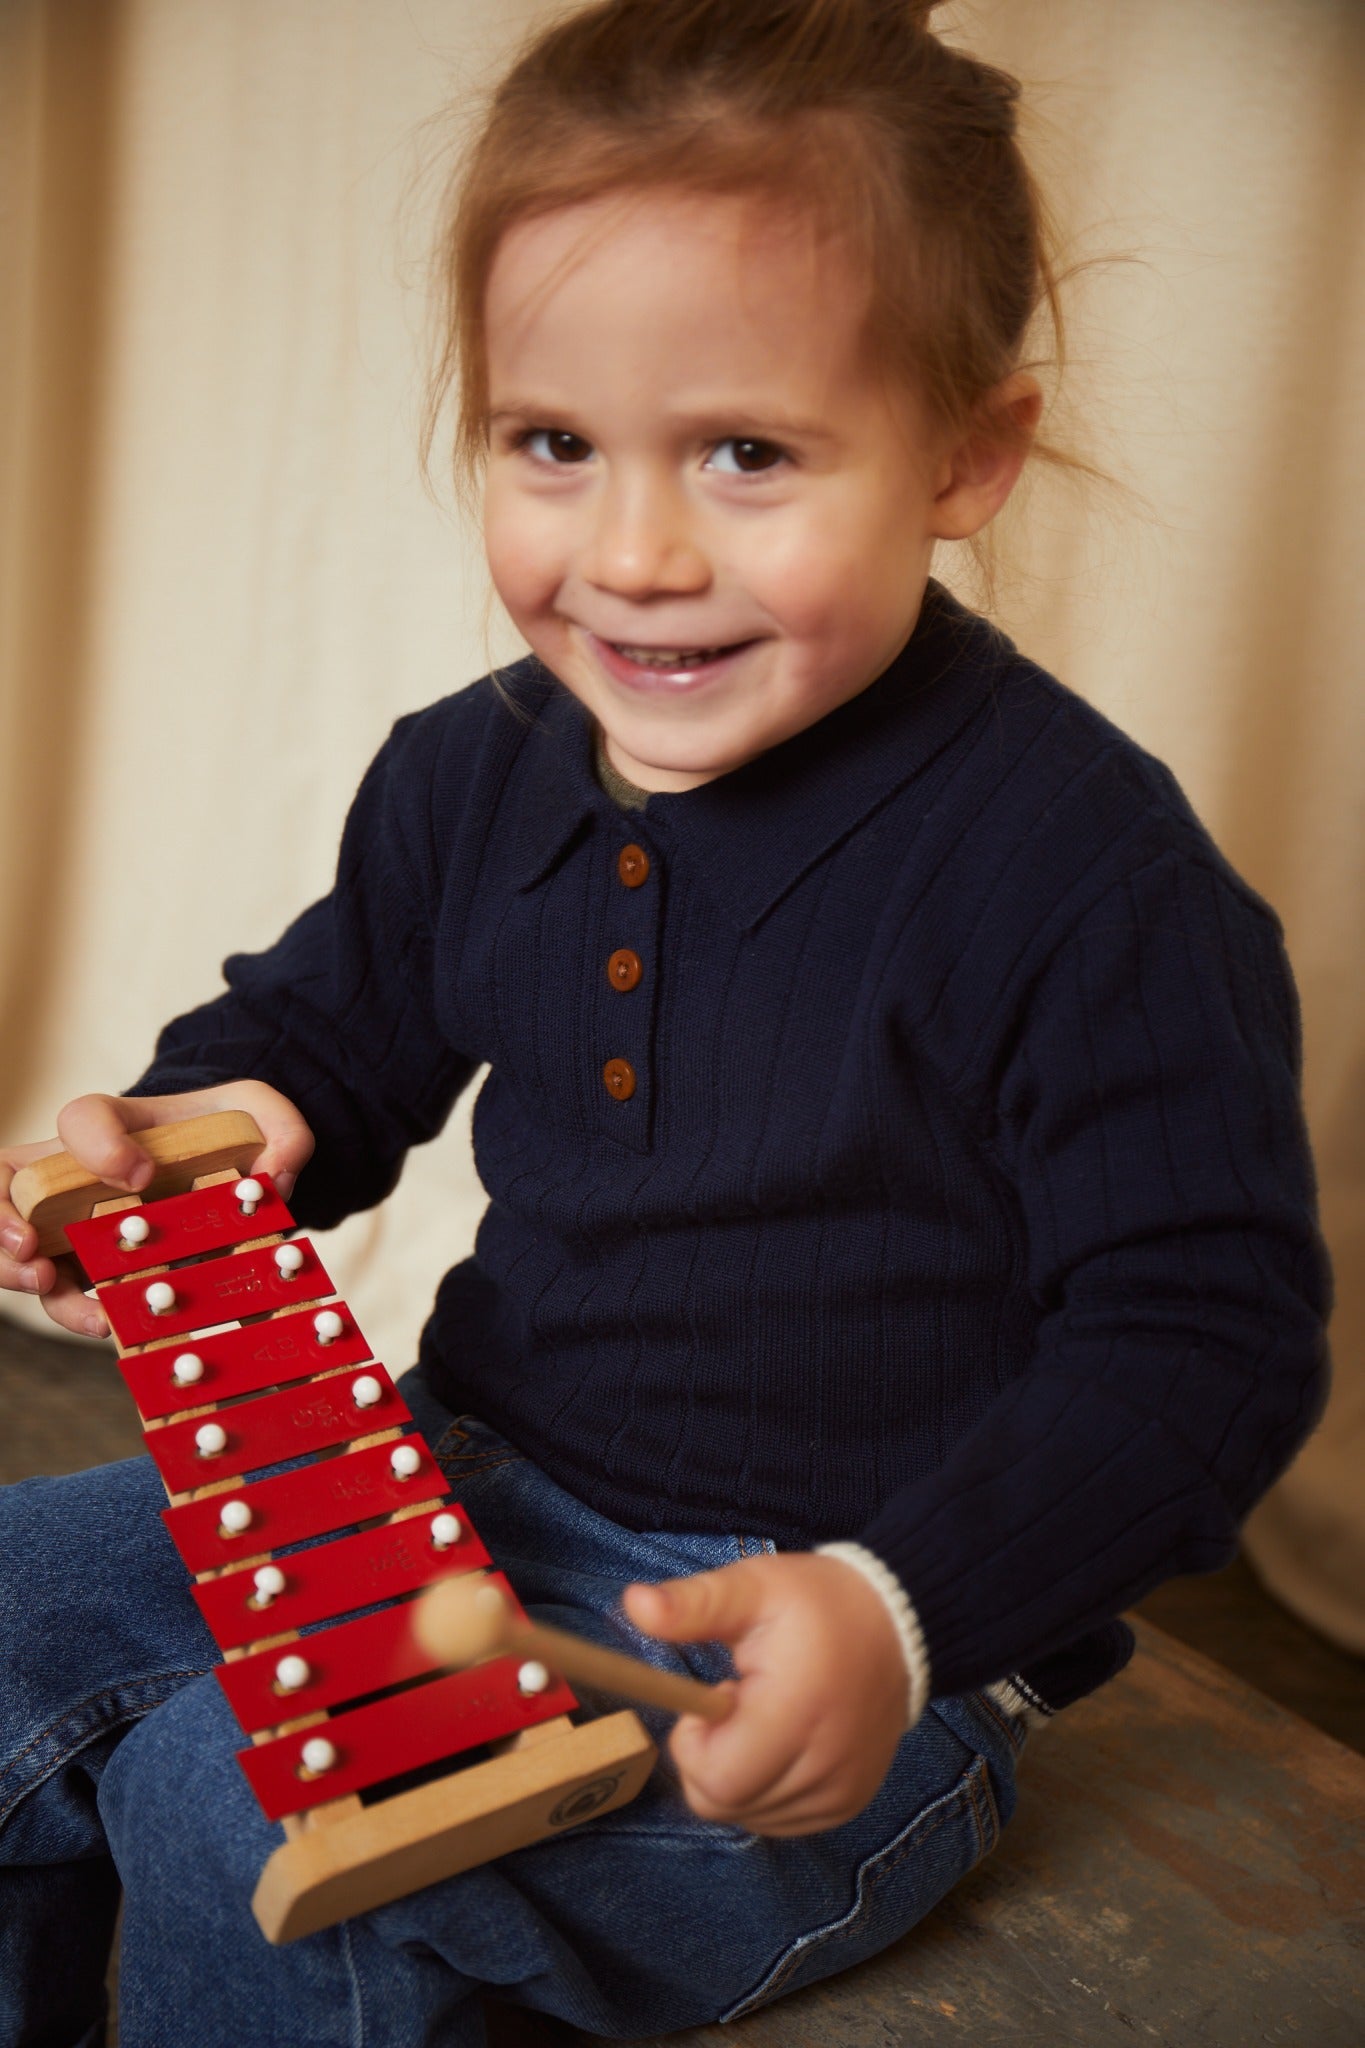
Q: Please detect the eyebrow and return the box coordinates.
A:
[486,398,838,445]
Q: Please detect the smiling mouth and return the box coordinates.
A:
[605,640,756,670]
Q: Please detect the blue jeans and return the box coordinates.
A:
[0,1371,1025,2048]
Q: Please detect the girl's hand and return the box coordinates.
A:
[622,1550,910,1835]
[0,1082,313,1338]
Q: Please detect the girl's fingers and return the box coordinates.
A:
[676,1720,880,1834]
[0,1246,47,1298]
[55,1094,158,1192]
[675,1742,808,1825]
[0,1221,35,1264]
[2,1084,311,1330]
[0,1214,36,1265]
[624,1563,766,1648]
[710,1748,866,1831]
[0,1245,107,1338]
[163,1079,316,1201]
[0,1141,64,1264]
[52,1084,315,1203]
[39,1261,109,1339]
[669,1679,818,1815]
[230,1088,314,1200]
[0,1140,107,1333]
[733,1802,857,1837]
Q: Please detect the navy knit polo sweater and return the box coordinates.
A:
[131,580,1331,1715]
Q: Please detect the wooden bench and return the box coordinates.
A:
[484,1618,1365,2046]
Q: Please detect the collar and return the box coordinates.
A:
[510,579,1018,931]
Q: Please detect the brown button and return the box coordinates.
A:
[617,843,650,888]
[603,1058,637,1101]
[607,948,643,992]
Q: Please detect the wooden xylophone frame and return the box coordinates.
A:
[13,1111,655,1943]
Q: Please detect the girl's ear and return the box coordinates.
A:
[929,372,1043,541]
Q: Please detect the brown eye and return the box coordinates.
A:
[709,437,785,475]
[527,428,592,464]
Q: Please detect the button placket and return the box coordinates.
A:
[596,836,659,1146]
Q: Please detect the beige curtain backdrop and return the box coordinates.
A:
[2,0,1362,1651]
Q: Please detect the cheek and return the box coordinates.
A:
[749,539,880,653]
[777,509,922,657]
[483,486,560,621]
[732,493,894,648]
[481,490,517,605]
[725,527,824,628]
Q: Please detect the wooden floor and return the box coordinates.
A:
[555,1622,1365,2047]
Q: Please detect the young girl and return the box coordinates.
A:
[0,2,1330,2044]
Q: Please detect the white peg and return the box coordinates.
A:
[194,1421,227,1457]
[235,1177,264,1215]
[313,1309,344,1346]
[429,1511,462,1550]
[144,1280,176,1315]
[274,1654,311,1694]
[350,1374,383,1409]
[389,1442,422,1480]
[171,1352,205,1387]
[274,1244,304,1279]
[517,1660,551,1697]
[218,1499,253,1536]
[252,1564,286,1605]
[117,1214,151,1249]
[299,1736,337,1776]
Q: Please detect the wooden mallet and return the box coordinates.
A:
[414,1574,733,1724]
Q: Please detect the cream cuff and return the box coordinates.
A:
[982,1676,1049,1730]
[814,1540,931,1729]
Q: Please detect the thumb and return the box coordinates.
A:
[623,1562,766,1649]
[54,1094,157,1192]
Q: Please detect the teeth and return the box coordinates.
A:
[614,644,725,668]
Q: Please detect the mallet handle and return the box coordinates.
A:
[419,1579,732,1724]
[509,1617,732,1723]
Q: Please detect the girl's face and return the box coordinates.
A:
[483,189,1006,792]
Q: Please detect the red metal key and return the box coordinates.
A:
[219,1591,443,1734]
[193,1505,490,1652]
[240,1654,578,1821]
[216,1570,534,1733]
[120,1304,372,1423]
[162,1436,448,1574]
[65,1174,294,1281]
[98,1238,334,1348]
[145,1365,409,1494]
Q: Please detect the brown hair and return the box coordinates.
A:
[422,0,1121,615]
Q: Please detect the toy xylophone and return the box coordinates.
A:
[12,1111,656,1942]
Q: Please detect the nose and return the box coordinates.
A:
[579,468,710,601]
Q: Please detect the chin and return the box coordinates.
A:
[606,755,724,795]
[625,763,725,794]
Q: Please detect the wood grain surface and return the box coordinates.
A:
[488,1619,1365,2047]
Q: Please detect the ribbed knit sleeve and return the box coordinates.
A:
[126,708,480,1228]
[860,849,1331,1702]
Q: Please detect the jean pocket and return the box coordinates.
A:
[720,1749,1001,2023]
[431,1412,526,1478]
